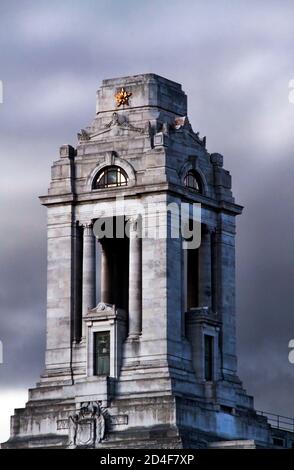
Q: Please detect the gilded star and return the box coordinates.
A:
[115,87,132,107]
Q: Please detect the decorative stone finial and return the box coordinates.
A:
[210,152,224,167]
[59,144,75,159]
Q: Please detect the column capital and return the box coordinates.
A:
[79,218,94,227]
[82,222,94,236]
[126,215,141,236]
[126,214,139,225]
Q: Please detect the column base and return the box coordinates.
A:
[127,334,141,340]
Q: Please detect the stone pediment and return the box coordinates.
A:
[85,302,127,321]
[86,302,115,318]
[93,302,114,312]
[152,116,206,149]
[78,112,150,143]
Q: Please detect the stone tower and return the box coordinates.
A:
[3,74,272,448]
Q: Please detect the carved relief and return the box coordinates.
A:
[95,302,114,312]
[77,129,91,141]
[68,401,106,448]
[77,112,149,143]
[104,112,145,134]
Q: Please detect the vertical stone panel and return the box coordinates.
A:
[216,213,237,378]
[166,197,183,349]
[141,195,168,357]
[45,205,74,376]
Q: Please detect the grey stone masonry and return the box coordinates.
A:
[2,73,291,449]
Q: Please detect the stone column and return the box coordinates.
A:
[100,241,111,304]
[128,216,142,338]
[82,224,96,322]
[198,225,212,308]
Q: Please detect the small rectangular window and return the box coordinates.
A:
[204,335,214,381]
[94,331,110,376]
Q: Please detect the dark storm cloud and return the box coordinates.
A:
[1,0,294,428]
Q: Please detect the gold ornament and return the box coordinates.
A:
[115,88,132,107]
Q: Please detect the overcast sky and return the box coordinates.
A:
[1,0,294,443]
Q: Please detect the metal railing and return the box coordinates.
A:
[257,410,294,433]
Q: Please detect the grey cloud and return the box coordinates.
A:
[0,0,294,422]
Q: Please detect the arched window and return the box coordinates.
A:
[93,166,128,189]
[184,171,202,193]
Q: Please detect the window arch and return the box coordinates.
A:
[184,170,202,193]
[93,166,128,189]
